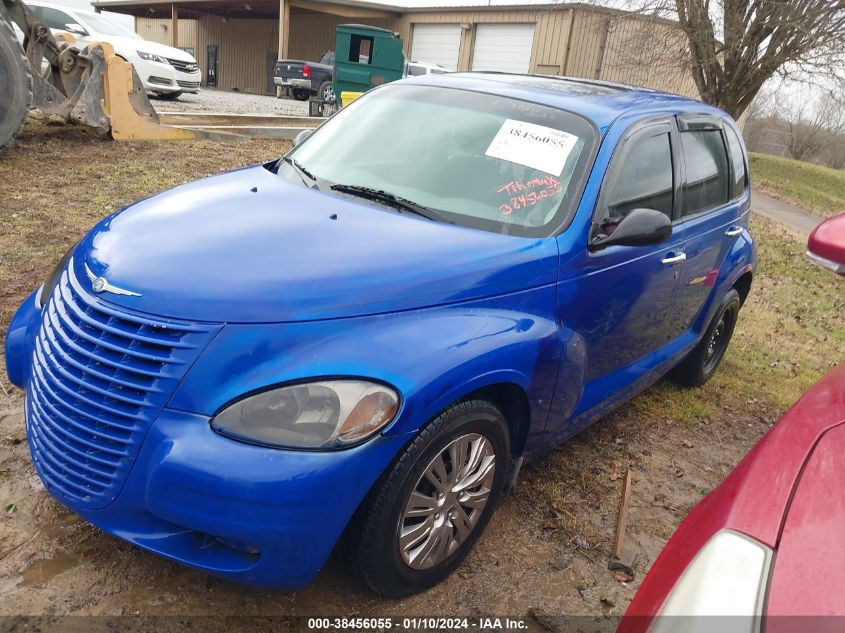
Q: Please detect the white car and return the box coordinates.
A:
[405,61,451,76]
[25,2,201,99]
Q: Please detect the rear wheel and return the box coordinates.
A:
[352,399,509,597]
[292,88,310,101]
[0,17,32,150]
[318,80,334,102]
[671,288,741,387]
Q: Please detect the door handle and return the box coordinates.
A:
[661,253,687,265]
[725,226,743,237]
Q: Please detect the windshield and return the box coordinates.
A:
[81,12,140,38]
[286,84,596,236]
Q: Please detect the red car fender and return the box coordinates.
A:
[620,365,845,631]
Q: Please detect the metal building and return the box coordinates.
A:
[93,0,697,98]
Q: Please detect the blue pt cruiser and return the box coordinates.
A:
[4,73,755,596]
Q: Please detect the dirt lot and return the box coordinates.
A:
[1,121,843,630]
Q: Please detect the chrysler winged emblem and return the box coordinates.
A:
[85,263,141,297]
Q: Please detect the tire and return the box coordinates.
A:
[292,88,310,101]
[352,399,510,597]
[318,80,334,102]
[671,288,741,387]
[0,17,32,150]
[155,91,183,101]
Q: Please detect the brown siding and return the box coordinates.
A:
[192,15,279,94]
[598,15,698,97]
[136,16,199,54]
[288,13,397,62]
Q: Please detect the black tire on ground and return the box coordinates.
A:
[352,399,510,597]
[671,288,742,387]
[318,80,334,102]
[155,91,183,101]
[0,17,32,150]
[292,88,310,101]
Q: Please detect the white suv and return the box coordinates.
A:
[26,3,201,100]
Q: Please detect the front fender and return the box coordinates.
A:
[168,285,561,449]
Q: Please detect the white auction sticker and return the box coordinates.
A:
[485,119,579,176]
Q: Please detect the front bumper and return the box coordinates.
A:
[136,58,202,94]
[5,290,411,588]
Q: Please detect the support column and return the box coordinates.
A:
[171,4,179,48]
[278,0,289,59]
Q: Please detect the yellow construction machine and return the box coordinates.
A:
[0,0,318,150]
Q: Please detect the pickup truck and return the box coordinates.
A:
[274,51,334,101]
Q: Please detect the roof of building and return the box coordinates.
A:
[407,72,718,130]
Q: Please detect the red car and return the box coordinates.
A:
[621,213,845,632]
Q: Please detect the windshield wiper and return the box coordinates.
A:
[281,156,317,186]
[330,184,454,224]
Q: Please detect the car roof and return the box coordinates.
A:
[26,2,89,15]
[403,72,728,132]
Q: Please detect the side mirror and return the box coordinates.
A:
[806,212,845,275]
[591,208,672,250]
[63,23,88,36]
[293,129,313,147]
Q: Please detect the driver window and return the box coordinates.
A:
[598,130,674,230]
[39,7,76,31]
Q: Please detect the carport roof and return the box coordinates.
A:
[92,0,406,18]
[91,0,647,19]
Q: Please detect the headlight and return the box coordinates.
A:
[651,530,772,633]
[211,380,400,450]
[38,244,76,308]
[137,51,168,64]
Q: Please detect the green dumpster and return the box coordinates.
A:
[333,24,405,98]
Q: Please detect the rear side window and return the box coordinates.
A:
[603,131,674,222]
[724,126,747,199]
[681,130,729,215]
[408,64,426,76]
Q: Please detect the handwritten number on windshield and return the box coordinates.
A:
[497,177,562,216]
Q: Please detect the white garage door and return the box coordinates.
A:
[471,24,535,74]
[410,24,462,71]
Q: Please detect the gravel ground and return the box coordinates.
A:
[150,88,309,116]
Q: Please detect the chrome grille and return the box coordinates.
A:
[176,80,200,89]
[27,262,218,509]
[167,58,198,73]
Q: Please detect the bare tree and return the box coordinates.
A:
[777,92,845,162]
[821,135,845,170]
[615,1,845,119]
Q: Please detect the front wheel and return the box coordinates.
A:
[671,288,741,387]
[353,399,509,597]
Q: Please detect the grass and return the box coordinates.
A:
[749,152,845,218]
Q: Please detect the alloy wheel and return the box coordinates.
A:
[398,433,496,570]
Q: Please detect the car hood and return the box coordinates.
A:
[75,165,558,323]
[111,36,196,62]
